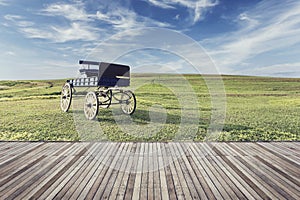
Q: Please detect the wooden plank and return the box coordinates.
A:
[230,143,300,199]
[223,144,284,199]
[281,142,300,151]
[195,143,239,199]
[53,143,106,199]
[15,143,91,199]
[160,143,177,200]
[152,143,162,200]
[0,143,79,198]
[0,142,10,151]
[78,142,121,199]
[84,143,121,199]
[0,142,25,156]
[24,143,95,199]
[0,142,44,166]
[1,143,88,199]
[185,143,212,199]
[203,143,259,199]
[271,141,300,163]
[192,143,232,199]
[252,143,300,179]
[0,142,68,174]
[139,143,149,200]
[203,143,250,199]
[0,142,29,153]
[235,154,298,200]
[124,143,141,200]
[147,143,154,200]
[164,143,185,200]
[259,143,300,165]
[178,143,207,199]
[67,143,112,198]
[115,143,137,199]
[256,143,300,178]
[203,144,257,200]
[157,143,169,200]
[38,143,105,199]
[0,142,299,199]
[107,143,133,200]
[132,143,144,199]
[168,143,193,199]
[247,143,300,187]
[97,143,128,199]
[188,143,222,199]
[244,143,299,178]
[0,143,72,195]
[209,143,268,199]
[272,142,300,156]
[0,143,51,182]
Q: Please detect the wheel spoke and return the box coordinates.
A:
[120,91,136,115]
[84,91,99,120]
[60,83,72,112]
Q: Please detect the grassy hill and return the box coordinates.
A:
[0,75,299,141]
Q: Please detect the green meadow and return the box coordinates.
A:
[0,75,299,141]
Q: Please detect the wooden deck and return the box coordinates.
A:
[0,142,299,199]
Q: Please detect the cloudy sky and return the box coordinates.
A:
[1,0,300,79]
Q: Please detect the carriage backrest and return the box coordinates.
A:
[78,60,130,87]
[99,62,130,87]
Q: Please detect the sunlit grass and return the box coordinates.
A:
[0,75,299,141]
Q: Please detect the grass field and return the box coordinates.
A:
[0,74,299,141]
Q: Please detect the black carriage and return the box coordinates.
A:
[60,60,136,120]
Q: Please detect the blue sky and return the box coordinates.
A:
[1,0,300,79]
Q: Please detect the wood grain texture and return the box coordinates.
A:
[0,142,299,200]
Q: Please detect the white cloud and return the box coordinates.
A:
[96,7,170,30]
[237,13,259,30]
[4,51,16,56]
[85,28,221,75]
[41,1,170,33]
[19,27,54,40]
[20,22,100,43]
[4,14,99,43]
[50,23,100,42]
[41,3,93,21]
[240,62,300,77]
[193,0,219,23]
[203,1,300,75]
[96,9,138,29]
[4,15,22,21]
[7,1,170,43]
[4,14,35,27]
[146,0,219,24]
[0,0,8,6]
[147,0,176,9]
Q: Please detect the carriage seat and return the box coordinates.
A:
[79,69,99,77]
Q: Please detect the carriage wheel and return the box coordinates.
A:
[120,90,136,115]
[60,82,72,112]
[99,89,112,108]
[84,91,99,120]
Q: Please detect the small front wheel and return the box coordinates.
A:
[60,82,72,112]
[84,91,99,120]
[120,90,136,115]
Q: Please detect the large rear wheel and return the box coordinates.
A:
[60,82,72,112]
[120,90,136,115]
[84,91,99,120]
